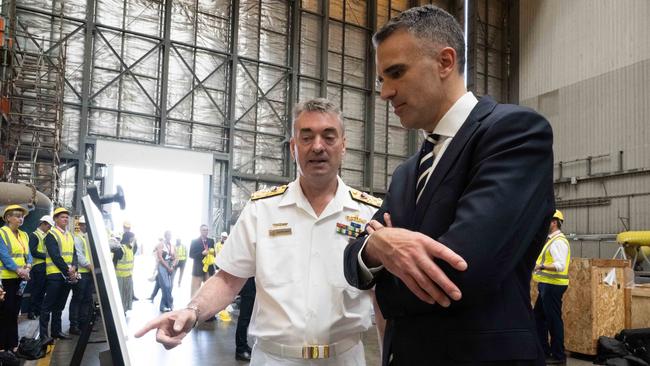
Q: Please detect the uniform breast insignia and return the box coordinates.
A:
[336,214,366,238]
[251,185,288,201]
[269,223,292,237]
[349,189,383,208]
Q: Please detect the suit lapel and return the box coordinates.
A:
[394,154,419,230]
[413,97,497,228]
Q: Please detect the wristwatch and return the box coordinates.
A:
[186,303,201,329]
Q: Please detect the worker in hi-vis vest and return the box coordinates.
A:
[69,215,94,335]
[25,215,54,319]
[40,207,78,341]
[533,210,571,365]
[174,239,187,287]
[0,204,32,353]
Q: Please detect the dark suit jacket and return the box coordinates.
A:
[344,97,554,365]
[189,237,215,277]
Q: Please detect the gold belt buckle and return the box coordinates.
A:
[301,345,330,359]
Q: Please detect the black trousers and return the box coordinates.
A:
[534,282,567,360]
[0,279,22,351]
[235,277,256,353]
[24,263,46,316]
[40,275,71,337]
[69,273,94,329]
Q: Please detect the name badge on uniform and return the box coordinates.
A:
[346,215,367,225]
[269,223,292,237]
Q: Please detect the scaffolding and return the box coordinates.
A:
[1,12,66,202]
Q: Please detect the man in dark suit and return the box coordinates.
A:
[189,225,215,297]
[343,5,555,366]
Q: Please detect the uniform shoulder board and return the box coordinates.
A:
[251,185,288,201]
[349,188,383,208]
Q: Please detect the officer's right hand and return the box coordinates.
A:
[134,309,196,349]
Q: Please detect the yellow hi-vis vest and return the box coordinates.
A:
[46,227,75,275]
[32,230,47,265]
[116,245,134,277]
[0,226,29,279]
[533,232,571,286]
[77,234,92,274]
[176,245,187,261]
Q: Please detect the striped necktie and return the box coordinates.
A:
[416,133,440,203]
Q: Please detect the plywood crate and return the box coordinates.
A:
[562,258,630,355]
[631,284,650,328]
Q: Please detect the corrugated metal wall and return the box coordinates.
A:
[519,0,650,258]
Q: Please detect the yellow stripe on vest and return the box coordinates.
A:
[533,232,571,286]
[46,227,74,275]
[0,226,29,279]
[116,245,134,277]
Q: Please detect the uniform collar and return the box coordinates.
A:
[279,176,359,219]
[548,230,562,238]
[54,226,67,234]
[426,91,478,138]
[37,228,46,235]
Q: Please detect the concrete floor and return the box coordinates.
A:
[18,255,593,365]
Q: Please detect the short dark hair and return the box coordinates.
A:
[373,5,466,73]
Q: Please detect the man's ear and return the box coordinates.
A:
[438,46,457,78]
[289,138,296,161]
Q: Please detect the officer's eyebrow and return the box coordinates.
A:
[299,127,339,134]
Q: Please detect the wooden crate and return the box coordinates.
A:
[631,284,650,328]
[562,258,630,355]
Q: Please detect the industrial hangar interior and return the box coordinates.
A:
[0,0,649,365]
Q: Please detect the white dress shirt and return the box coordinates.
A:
[547,230,570,272]
[216,177,379,365]
[358,92,479,281]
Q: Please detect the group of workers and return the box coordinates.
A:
[0,203,251,361]
[0,205,93,358]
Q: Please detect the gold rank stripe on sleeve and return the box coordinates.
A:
[349,189,383,208]
[251,185,289,201]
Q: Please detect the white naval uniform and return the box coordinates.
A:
[216,177,379,365]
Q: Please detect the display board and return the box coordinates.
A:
[82,195,131,366]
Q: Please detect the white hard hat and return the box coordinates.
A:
[39,215,55,227]
[78,216,86,224]
[221,232,228,237]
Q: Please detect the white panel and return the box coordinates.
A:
[95,139,213,175]
[520,0,650,100]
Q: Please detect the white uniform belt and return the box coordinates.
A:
[256,334,360,359]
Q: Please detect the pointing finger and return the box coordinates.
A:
[135,318,162,338]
